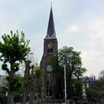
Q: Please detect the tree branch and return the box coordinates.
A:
[2,64,10,75]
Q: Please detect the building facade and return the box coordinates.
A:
[82,76,96,88]
[41,6,58,72]
[40,7,58,98]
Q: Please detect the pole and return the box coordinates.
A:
[64,64,67,103]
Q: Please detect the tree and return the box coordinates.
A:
[86,77,104,103]
[22,59,43,104]
[99,70,104,78]
[49,46,86,99]
[31,63,43,104]
[0,30,30,104]
[0,86,7,104]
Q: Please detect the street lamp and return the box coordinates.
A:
[63,61,72,103]
[64,62,72,103]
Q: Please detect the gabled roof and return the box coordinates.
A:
[45,6,56,39]
[82,76,95,82]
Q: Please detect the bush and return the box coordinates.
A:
[0,94,7,104]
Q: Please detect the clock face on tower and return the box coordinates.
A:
[48,42,53,49]
[46,65,53,72]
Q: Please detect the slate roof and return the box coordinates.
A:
[82,76,95,82]
[45,6,56,39]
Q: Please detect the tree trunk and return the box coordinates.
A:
[22,87,26,104]
[36,93,39,104]
[29,90,35,104]
[7,91,14,104]
[7,69,15,104]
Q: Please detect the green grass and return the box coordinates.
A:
[41,102,70,104]
[41,102,57,104]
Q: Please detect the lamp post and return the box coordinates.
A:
[63,60,72,103]
[64,64,67,103]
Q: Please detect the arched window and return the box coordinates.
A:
[47,42,53,54]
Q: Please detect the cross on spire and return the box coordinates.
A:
[45,5,56,39]
[51,2,52,7]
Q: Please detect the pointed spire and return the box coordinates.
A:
[45,6,56,39]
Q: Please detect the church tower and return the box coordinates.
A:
[41,6,58,72]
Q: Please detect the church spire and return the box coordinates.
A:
[45,6,56,39]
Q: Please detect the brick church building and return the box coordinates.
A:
[40,6,59,98]
[41,6,58,72]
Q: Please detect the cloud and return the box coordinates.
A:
[65,25,80,33]
[0,0,104,78]
[90,20,104,32]
[81,49,104,78]
[89,20,104,45]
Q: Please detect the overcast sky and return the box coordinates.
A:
[0,0,104,78]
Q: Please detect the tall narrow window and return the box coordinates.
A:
[47,42,53,54]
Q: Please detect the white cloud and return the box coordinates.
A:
[89,20,104,45]
[65,25,80,34]
[90,20,104,32]
[89,32,104,45]
[81,49,104,78]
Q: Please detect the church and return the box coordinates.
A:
[40,6,59,98]
[41,6,58,72]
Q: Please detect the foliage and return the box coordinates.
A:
[49,46,86,99]
[23,60,43,99]
[69,99,75,104]
[0,30,30,104]
[0,94,7,104]
[86,77,104,103]
[0,30,30,75]
[49,54,63,79]
[33,63,44,93]
[0,86,7,95]
[49,46,86,79]
[58,46,86,79]
[73,79,83,97]
[0,86,7,103]
[5,76,23,92]
[99,70,104,78]
[34,63,43,78]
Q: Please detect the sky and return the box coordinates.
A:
[0,0,104,78]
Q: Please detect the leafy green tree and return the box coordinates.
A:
[22,59,43,104]
[99,70,104,78]
[0,30,30,104]
[6,76,23,93]
[86,77,104,103]
[49,46,86,99]
[32,63,43,103]
[72,79,83,102]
